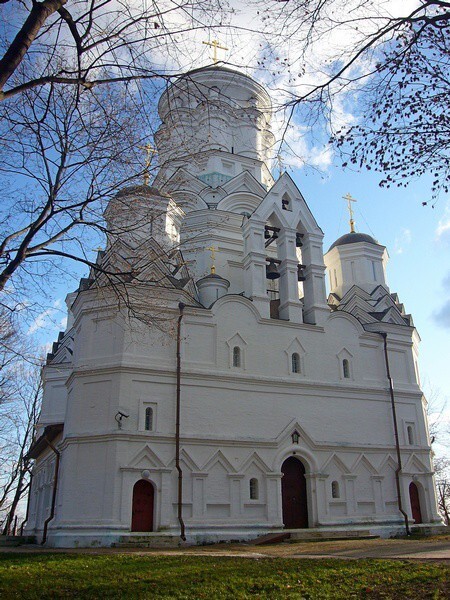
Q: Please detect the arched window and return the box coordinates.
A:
[249,478,259,500]
[342,359,350,379]
[407,425,414,445]
[292,353,300,374]
[331,481,340,499]
[233,346,241,368]
[145,407,153,431]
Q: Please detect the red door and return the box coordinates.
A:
[409,482,423,524]
[131,480,154,532]
[281,457,308,528]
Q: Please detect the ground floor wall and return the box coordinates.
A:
[25,431,443,547]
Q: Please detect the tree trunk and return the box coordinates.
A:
[0,0,66,94]
[2,470,27,535]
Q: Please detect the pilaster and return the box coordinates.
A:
[278,228,304,322]
[343,475,357,515]
[266,473,283,526]
[243,218,270,318]
[192,472,208,519]
[371,475,384,514]
[301,232,329,325]
[159,470,173,528]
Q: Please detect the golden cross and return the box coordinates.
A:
[206,245,217,275]
[202,39,228,64]
[343,192,357,233]
[138,143,157,185]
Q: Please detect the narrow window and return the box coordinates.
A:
[407,425,414,445]
[342,359,350,379]
[292,353,300,374]
[331,481,340,499]
[233,346,241,368]
[145,407,153,431]
[249,478,259,500]
[334,269,338,288]
[371,260,377,281]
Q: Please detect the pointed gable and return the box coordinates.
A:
[124,445,166,470]
[160,167,209,212]
[217,171,266,214]
[253,172,323,235]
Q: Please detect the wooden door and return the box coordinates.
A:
[409,482,423,524]
[281,457,308,528]
[131,479,154,532]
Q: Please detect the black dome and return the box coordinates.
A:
[328,232,380,252]
[115,185,169,198]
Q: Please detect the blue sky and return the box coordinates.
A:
[294,161,450,408]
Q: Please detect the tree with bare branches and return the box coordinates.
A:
[0,370,42,535]
[0,309,41,535]
[0,0,225,101]
[0,0,233,311]
[259,0,450,200]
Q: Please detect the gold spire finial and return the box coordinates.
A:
[206,245,217,275]
[343,192,357,233]
[138,143,157,185]
[202,39,228,64]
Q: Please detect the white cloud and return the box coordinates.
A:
[435,199,450,244]
[143,0,422,172]
[27,299,63,335]
[393,228,412,254]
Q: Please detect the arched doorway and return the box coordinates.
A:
[281,457,308,528]
[409,482,423,524]
[131,479,154,532]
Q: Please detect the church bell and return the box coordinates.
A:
[266,259,280,280]
[297,264,306,281]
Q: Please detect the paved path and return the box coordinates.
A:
[1,535,449,562]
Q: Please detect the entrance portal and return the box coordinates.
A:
[281,457,308,528]
[409,482,423,524]
[131,479,154,532]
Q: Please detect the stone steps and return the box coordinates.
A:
[409,524,448,537]
[252,532,291,546]
[250,529,380,544]
[288,529,379,542]
[113,534,182,549]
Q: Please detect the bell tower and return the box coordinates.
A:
[242,174,329,325]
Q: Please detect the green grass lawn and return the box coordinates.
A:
[0,553,448,599]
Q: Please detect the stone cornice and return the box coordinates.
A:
[65,363,423,402]
[57,431,433,456]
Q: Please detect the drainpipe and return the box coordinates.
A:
[176,302,186,541]
[41,438,61,545]
[381,332,410,536]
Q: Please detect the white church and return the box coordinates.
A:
[25,65,443,547]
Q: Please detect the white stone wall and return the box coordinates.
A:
[25,65,441,547]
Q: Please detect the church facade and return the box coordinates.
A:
[25,66,442,547]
